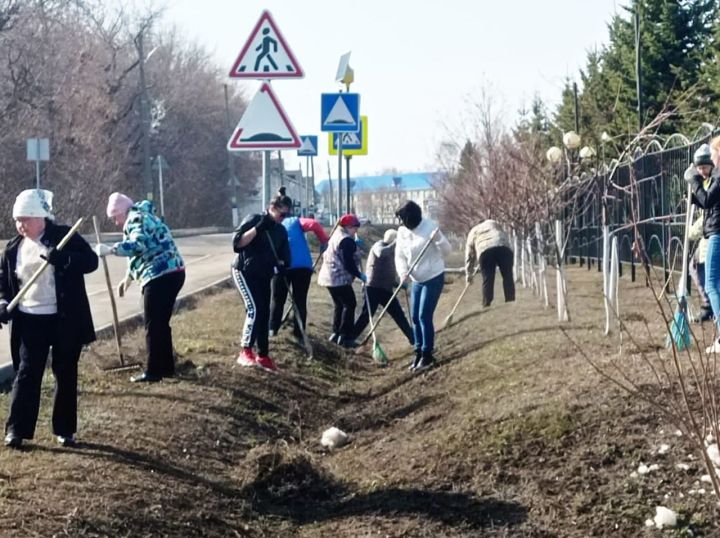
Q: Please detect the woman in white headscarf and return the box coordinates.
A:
[0,190,98,449]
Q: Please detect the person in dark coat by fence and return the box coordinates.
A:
[0,189,98,449]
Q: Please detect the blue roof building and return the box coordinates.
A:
[316,171,441,224]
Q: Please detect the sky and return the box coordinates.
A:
[159,0,622,178]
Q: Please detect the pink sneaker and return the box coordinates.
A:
[236,347,256,367]
[255,354,278,373]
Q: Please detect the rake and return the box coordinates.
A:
[441,267,478,329]
[667,182,695,351]
[363,285,388,366]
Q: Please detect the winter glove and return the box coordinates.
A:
[359,272,368,283]
[354,236,364,248]
[0,302,11,324]
[684,165,701,183]
[40,247,70,267]
[273,260,287,277]
[117,274,132,298]
[255,214,275,233]
[400,281,409,290]
[466,272,474,285]
[94,243,114,257]
[319,243,328,253]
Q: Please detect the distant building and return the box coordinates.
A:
[315,172,439,224]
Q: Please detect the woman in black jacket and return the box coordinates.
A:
[232,190,291,373]
[689,137,720,353]
[0,190,98,449]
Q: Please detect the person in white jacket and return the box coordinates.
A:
[395,200,451,372]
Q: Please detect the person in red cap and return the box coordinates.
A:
[318,214,367,348]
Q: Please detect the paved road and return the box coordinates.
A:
[0,233,234,367]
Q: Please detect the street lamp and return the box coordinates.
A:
[546,146,563,164]
[579,146,597,161]
[563,131,581,150]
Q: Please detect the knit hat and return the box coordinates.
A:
[106,192,134,218]
[694,144,713,167]
[339,214,361,227]
[12,189,54,220]
[383,229,397,244]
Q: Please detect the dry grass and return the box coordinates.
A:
[0,257,717,536]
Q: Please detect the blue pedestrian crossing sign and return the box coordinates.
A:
[329,116,368,156]
[297,135,318,156]
[320,93,360,132]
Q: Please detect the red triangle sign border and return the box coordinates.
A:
[228,10,304,79]
[228,82,302,150]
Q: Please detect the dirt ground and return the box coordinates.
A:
[0,243,718,536]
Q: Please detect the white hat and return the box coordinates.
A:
[12,189,54,220]
[383,229,397,244]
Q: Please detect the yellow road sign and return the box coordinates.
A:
[328,115,368,156]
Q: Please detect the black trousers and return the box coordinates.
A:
[354,286,414,344]
[233,268,272,356]
[143,270,185,377]
[328,285,356,339]
[6,312,81,439]
[270,268,312,336]
[480,246,515,307]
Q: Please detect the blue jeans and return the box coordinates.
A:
[705,235,720,328]
[410,272,444,353]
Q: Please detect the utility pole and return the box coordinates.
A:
[224,84,239,227]
[635,6,643,132]
[573,82,579,134]
[135,27,153,202]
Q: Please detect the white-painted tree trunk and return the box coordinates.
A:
[555,220,569,322]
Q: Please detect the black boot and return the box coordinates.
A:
[414,351,436,372]
[700,307,714,322]
[408,349,422,371]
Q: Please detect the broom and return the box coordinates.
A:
[363,285,388,366]
[667,181,695,351]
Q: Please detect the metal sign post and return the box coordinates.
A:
[26,138,50,189]
[152,155,169,219]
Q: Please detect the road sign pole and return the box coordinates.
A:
[310,156,315,212]
[326,160,334,220]
[35,139,41,189]
[346,155,351,214]
[337,135,343,215]
[157,155,165,219]
[305,156,310,214]
[262,150,271,210]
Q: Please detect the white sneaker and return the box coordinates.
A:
[706,340,720,354]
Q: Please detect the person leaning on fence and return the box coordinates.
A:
[318,213,366,349]
[1,189,98,449]
[95,193,186,383]
[269,188,329,340]
[687,136,720,353]
[352,228,414,345]
[395,200,451,372]
[687,144,714,323]
[232,191,291,372]
[465,219,515,308]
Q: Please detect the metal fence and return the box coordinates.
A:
[565,129,716,282]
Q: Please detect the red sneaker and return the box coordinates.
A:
[255,354,278,373]
[236,347,256,367]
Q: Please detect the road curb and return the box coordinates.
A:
[0,275,233,388]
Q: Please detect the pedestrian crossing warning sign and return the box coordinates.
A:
[227,82,301,151]
[329,116,368,156]
[229,10,304,79]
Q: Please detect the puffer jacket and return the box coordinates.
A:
[113,200,185,287]
[366,240,399,291]
[464,220,511,274]
[690,171,720,238]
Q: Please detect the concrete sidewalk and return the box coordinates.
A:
[0,232,234,384]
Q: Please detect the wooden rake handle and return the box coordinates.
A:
[8,217,84,313]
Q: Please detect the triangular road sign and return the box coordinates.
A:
[227,82,301,151]
[326,98,354,125]
[229,10,304,79]
[297,136,318,156]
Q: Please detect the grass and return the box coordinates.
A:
[0,256,718,535]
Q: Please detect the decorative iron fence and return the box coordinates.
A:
[565,129,717,283]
